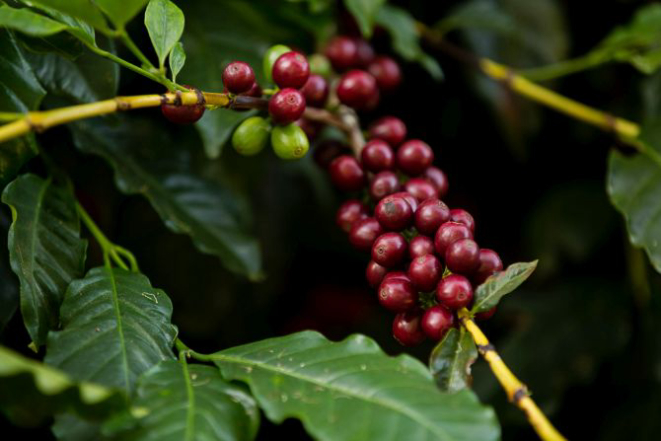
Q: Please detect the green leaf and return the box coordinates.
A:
[93,0,149,30]
[343,0,384,38]
[471,261,538,313]
[430,328,478,393]
[212,331,500,441]
[0,4,68,36]
[126,360,259,441]
[168,41,185,82]
[0,211,19,332]
[18,1,97,46]
[45,267,177,392]
[0,345,124,426]
[145,0,184,69]
[1,174,87,346]
[22,0,110,33]
[375,5,443,80]
[69,116,262,279]
[434,0,517,37]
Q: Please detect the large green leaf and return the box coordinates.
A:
[0,211,18,332]
[0,29,45,187]
[343,0,384,38]
[429,328,477,393]
[0,4,68,36]
[0,345,124,426]
[45,267,177,392]
[126,360,259,441]
[211,331,500,441]
[69,116,261,279]
[24,0,110,33]
[2,174,87,346]
[145,0,184,69]
[18,1,97,46]
[94,0,149,30]
[471,261,538,313]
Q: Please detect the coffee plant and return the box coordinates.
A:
[1,0,661,440]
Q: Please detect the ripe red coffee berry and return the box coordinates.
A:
[161,86,205,124]
[397,140,434,175]
[349,217,383,251]
[366,260,388,288]
[422,166,449,198]
[421,305,455,340]
[450,209,475,233]
[445,238,480,275]
[392,310,426,346]
[368,56,402,91]
[383,271,408,282]
[222,61,255,94]
[354,38,375,68]
[336,70,379,110]
[435,222,473,256]
[409,235,435,258]
[436,274,474,310]
[408,254,442,291]
[272,51,309,89]
[329,155,365,191]
[372,232,407,268]
[324,36,358,71]
[336,199,368,233]
[375,193,413,231]
[369,116,407,147]
[475,306,497,321]
[379,275,417,312]
[300,74,329,107]
[361,139,395,172]
[369,171,400,200]
[313,140,348,169]
[473,249,503,285]
[391,191,418,212]
[415,199,450,236]
[268,88,306,124]
[404,178,439,203]
[241,82,262,97]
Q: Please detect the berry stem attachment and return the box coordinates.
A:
[457,308,567,441]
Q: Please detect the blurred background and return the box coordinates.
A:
[2,0,660,439]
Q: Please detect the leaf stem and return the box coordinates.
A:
[518,52,609,82]
[457,308,567,441]
[119,30,157,71]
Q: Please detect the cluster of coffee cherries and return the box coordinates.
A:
[319,116,503,346]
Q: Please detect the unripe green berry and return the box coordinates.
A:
[263,44,291,83]
[271,124,309,160]
[232,116,271,156]
[308,54,332,77]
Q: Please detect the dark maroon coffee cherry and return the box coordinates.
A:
[354,38,375,68]
[161,86,205,124]
[404,178,439,203]
[336,70,379,110]
[397,140,434,176]
[390,191,418,212]
[368,56,402,91]
[349,217,383,251]
[408,254,442,291]
[445,238,480,275]
[313,140,348,169]
[379,275,417,312]
[369,116,407,147]
[324,36,358,71]
[369,171,400,201]
[366,260,388,288]
[473,249,503,285]
[336,199,368,233]
[409,235,435,259]
[241,82,262,97]
[450,209,475,233]
[329,155,365,191]
[300,74,329,107]
[222,61,255,94]
[361,139,395,172]
[421,305,455,340]
[372,232,407,268]
[392,310,426,346]
[434,222,473,257]
[422,166,449,198]
[268,88,306,124]
[383,271,408,282]
[475,306,497,321]
[272,51,310,89]
[375,193,413,231]
[436,274,474,310]
[414,199,450,236]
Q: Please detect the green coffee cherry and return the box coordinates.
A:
[232,116,271,156]
[263,44,291,83]
[308,54,332,77]
[271,123,309,160]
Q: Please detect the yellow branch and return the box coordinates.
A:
[458,308,567,441]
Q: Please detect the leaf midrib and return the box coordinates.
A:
[181,360,195,441]
[107,268,131,396]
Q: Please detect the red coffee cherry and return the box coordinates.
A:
[222,61,255,94]
[361,139,395,172]
[313,140,348,169]
[336,199,368,233]
[450,209,475,233]
[422,166,449,198]
[369,116,407,147]
[408,254,442,291]
[409,235,435,259]
[390,191,419,212]
[375,193,413,231]
[368,56,402,91]
[436,274,474,310]
[473,249,503,285]
[396,140,434,175]
[434,222,473,256]
[354,38,375,68]
[404,178,439,203]
[241,82,263,97]
[161,86,206,124]
[324,36,358,71]
[475,306,497,321]
[415,199,450,236]
[300,74,329,107]
[421,305,455,340]
[268,88,306,124]
[329,155,365,191]
[349,217,383,251]
[369,171,400,201]
[366,260,388,288]
[379,275,417,312]
[383,271,409,282]
[372,232,408,267]
[392,310,426,346]
[336,70,379,110]
[445,238,480,275]
[272,51,310,89]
